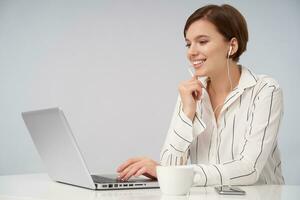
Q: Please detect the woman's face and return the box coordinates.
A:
[185,19,230,77]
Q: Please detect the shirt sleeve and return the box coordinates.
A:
[160,96,206,166]
[192,84,284,186]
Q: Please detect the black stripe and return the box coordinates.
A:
[179,112,192,127]
[253,83,268,102]
[224,108,227,127]
[200,100,203,118]
[242,89,254,153]
[223,92,239,107]
[248,68,257,82]
[170,144,184,153]
[232,86,276,180]
[160,149,169,162]
[230,170,256,180]
[187,149,191,163]
[178,101,182,116]
[272,144,278,158]
[170,154,172,165]
[175,156,178,165]
[231,115,236,160]
[173,129,192,143]
[253,86,276,168]
[178,102,192,127]
[239,94,242,108]
[270,111,282,159]
[167,155,171,165]
[213,165,223,185]
[247,87,255,121]
[271,113,282,157]
[217,109,227,163]
[274,161,281,174]
[180,156,183,165]
[197,165,208,186]
[195,113,205,128]
[223,159,237,165]
[217,132,220,164]
[208,131,212,162]
[240,140,247,156]
[248,100,257,136]
[223,153,245,165]
[196,136,198,163]
[241,99,253,154]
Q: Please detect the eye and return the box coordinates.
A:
[185,43,191,48]
[199,40,208,45]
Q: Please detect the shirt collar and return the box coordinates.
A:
[236,66,258,91]
[199,76,209,89]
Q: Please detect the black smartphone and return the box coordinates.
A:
[214,186,246,195]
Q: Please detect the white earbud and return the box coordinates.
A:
[228,46,232,57]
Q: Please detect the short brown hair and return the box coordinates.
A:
[184,4,248,62]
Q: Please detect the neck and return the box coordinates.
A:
[208,62,241,95]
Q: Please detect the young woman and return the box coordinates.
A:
[117,4,284,186]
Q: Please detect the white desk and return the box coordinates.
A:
[0,173,299,200]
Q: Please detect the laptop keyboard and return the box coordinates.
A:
[91,175,158,189]
[91,175,143,183]
[91,175,119,183]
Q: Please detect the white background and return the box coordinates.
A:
[1,0,299,184]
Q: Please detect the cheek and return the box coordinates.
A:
[208,46,227,62]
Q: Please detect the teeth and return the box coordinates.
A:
[193,60,205,65]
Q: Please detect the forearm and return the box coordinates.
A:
[160,98,206,166]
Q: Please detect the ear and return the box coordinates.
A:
[229,37,238,56]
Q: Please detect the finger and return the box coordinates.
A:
[118,160,143,180]
[123,165,142,181]
[134,166,147,177]
[117,157,140,172]
[188,77,204,88]
[195,83,202,96]
[118,165,132,180]
[188,83,202,95]
[194,79,204,88]
[135,167,158,179]
[143,172,157,180]
[190,81,203,90]
[119,161,143,181]
[188,79,203,85]
[192,75,198,80]
[190,85,202,100]
[117,159,137,172]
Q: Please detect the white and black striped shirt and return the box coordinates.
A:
[160,66,284,186]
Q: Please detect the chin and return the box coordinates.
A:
[194,68,207,77]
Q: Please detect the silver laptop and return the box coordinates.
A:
[22,107,159,190]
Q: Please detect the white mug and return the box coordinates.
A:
[156,165,194,196]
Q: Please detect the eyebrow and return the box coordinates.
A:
[185,35,210,42]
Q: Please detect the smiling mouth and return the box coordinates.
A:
[192,59,206,68]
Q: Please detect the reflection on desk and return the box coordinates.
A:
[0,173,299,200]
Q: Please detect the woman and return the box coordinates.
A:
[117,4,284,186]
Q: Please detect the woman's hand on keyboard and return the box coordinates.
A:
[116,157,159,181]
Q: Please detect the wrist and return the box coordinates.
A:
[182,108,195,121]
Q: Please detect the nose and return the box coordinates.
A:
[187,43,199,58]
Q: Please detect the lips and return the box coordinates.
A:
[191,59,206,68]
